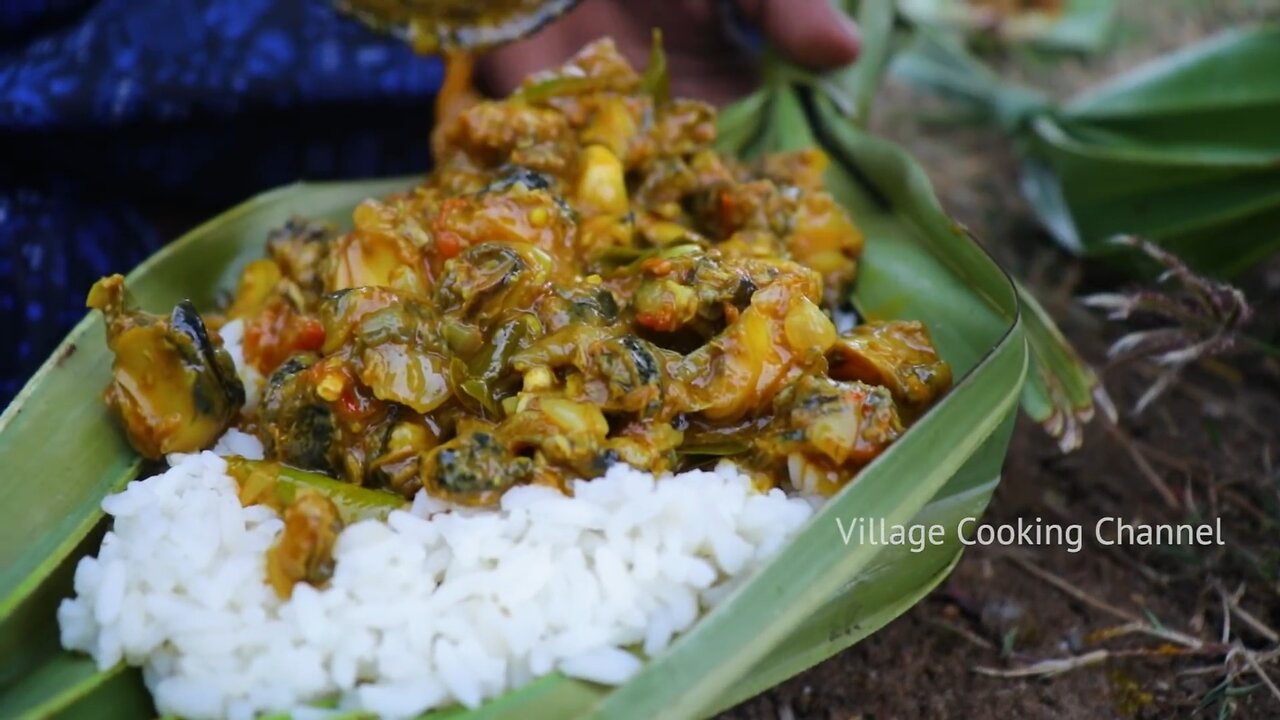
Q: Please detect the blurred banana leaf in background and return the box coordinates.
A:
[892,24,1280,278]
[734,0,1103,451]
[898,0,1116,53]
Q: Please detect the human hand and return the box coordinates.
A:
[476,0,861,105]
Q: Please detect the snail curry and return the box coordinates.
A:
[88,40,950,521]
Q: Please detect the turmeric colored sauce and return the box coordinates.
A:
[91,40,951,509]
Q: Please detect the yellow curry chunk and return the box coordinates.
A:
[827,321,952,418]
[87,274,244,459]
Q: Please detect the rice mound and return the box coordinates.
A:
[58,434,815,719]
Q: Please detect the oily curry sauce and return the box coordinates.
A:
[89,40,951,513]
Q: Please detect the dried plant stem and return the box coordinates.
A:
[926,617,997,651]
[1221,587,1234,644]
[1008,556,1207,649]
[1100,619,1216,652]
[1102,415,1180,509]
[985,558,1280,698]
[1215,583,1280,644]
[1082,236,1255,414]
[974,650,1109,678]
[1007,555,1138,623]
[975,645,1214,679]
[1129,437,1194,475]
[1244,650,1280,704]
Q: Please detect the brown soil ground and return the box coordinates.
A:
[724,1,1280,718]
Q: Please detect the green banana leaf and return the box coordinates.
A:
[893,24,1280,278]
[0,15,1029,720]
[0,155,1024,720]
[898,0,1117,53]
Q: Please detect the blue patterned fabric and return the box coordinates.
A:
[0,0,444,406]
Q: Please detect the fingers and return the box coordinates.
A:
[476,37,567,97]
[737,0,861,70]
[475,0,861,103]
[476,0,631,97]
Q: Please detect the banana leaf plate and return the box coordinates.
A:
[0,93,1028,719]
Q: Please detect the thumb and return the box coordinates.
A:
[737,0,861,70]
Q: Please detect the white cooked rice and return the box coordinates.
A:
[60,315,817,718]
[217,319,262,412]
[58,440,815,719]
